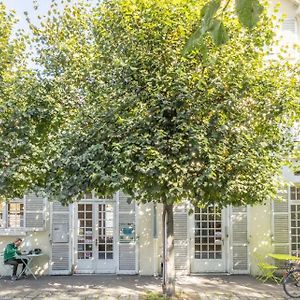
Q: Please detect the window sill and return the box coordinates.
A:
[0,228,27,236]
[0,227,45,236]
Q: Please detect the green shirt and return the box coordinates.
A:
[4,243,21,262]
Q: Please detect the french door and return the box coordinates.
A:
[290,186,300,256]
[75,202,116,273]
[191,205,227,273]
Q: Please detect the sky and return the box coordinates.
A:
[0,0,92,68]
[1,0,53,31]
[1,0,97,32]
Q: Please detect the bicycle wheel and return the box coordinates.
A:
[283,269,300,298]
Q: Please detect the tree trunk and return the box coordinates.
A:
[162,203,175,296]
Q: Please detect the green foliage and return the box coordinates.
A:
[201,0,221,31]
[209,19,228,45]
[0,0,299,209]
[143,291,168,300]
[183,0,226,53]
[143,290,189,299]
[235,0,264,29]
[0,4,36,199]
[0,1,99,200]
[12,0,296,208]
[184,0,264,53]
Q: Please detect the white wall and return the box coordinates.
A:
[267,0,300,61]
[0,204,51,276]
[137,202,156,275]
[248,202,274,275]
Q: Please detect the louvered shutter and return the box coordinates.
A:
[50,201,72,275]
[118,192,137,273]
[25,193,45,231]
[272,190,290,254]
[282,18,297,44]
[282,18,297,34]
[230,206,249,274]
[173,204,189,273]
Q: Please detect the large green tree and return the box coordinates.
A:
[1,0,299,296]
[0,4,34,200]
[0,1,91,200]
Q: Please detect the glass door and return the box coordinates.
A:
[95,203,115,272]
[191,205,226,273]
[75,202,116,273]
[76,203,94,272]
[290,186,300,256]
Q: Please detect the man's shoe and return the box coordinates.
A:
[11,275,18,281]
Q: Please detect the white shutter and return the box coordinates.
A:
[230,206,249,274]
[173,204,188,273]
[272,190,290,254]
[281,18,298,45]
[282,18,297,34]
[50,201,72,275]
[25,193,45,231]
[118,192,137,273]
[119,244,136,270]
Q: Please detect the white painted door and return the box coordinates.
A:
[75,202,116,273]
[191,205,227,273]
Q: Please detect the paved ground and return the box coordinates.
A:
[0,274,292,299]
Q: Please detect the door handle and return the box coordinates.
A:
[214,239,223,245]
[95,239,98,246]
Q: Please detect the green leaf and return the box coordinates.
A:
[235,0,264,29]
[182,26,203,55]
[183,0,220,54]
[201,0,221,32]
[209,19,229,45]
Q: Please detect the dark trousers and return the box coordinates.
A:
[5,259,28,276]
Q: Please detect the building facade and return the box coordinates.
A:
[0,181,299,277]
[0,0,299,277]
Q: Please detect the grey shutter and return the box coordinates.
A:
[231,206,249,274]
[118,192,136,273]
[174,204,188,273]
[50,201,72,275]
[272,189,290,254]
[25,193,45,231]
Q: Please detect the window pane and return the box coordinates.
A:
[7,202,24,228]
[291,187,296,201]
[194,205,222,260]
[291,204,300,256]
[0,202,4,227]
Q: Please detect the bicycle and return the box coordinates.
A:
[283,262,300,298]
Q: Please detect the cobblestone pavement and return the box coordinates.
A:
[0,274,291,299]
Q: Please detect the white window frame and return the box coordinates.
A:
[1,198,25,229]
[0,202,5,228]
[7,199,25,228]
[290,185,300,256]
[0,197,26,236]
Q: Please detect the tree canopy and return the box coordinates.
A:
[11,0,296,208]
[0,0,299,205]
[0,4,34,200]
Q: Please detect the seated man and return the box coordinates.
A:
[4,238,27,280]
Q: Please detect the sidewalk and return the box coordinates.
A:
[0,274,290,299]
